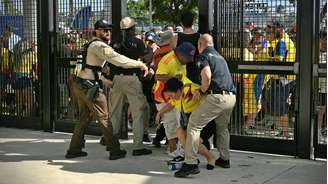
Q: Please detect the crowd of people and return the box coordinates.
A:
[64,11,237,178]
[0,25,38,116]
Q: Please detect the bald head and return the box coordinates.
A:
[198,34,214,53]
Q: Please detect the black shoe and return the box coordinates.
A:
[65,150,88,159]
[109,149,127,160]
[174,163,200,178]
[215,157,230,168]
[206,164,215,170]
[132,148,152,156]
[99,136,106,146]
[81,139,86,148]
[143,134,152,142]
[152,139,161,148]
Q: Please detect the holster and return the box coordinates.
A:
[76,77,101,101]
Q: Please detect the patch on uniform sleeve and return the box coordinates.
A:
[103,46,114,55]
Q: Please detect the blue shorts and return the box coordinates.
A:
[12,76,32,89]
[270,80,296,116]
[0,73,10,88]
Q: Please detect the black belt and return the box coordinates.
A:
[208,89,235,95]
[114,72,138,76]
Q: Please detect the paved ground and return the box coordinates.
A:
[0,127,326,184]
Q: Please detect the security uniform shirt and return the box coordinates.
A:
[197,46,236,93]
[77,38,145,80]
[110,35,149,75]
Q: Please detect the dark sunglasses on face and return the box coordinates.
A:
[98,28,111,32]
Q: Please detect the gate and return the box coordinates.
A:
[313,0,327,158]
[0,0,40,128]
[53,0,113,134]
[214,0,299,156]
[212,0,326,158]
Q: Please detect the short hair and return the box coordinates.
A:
[180,11,194,28]
[165,78,183,92]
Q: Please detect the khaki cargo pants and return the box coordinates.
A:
[110,75,149,149]
[185,94,236,164]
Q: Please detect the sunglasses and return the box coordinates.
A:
[98,28,112,32]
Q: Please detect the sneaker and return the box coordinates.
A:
[132,148,152,156]
[143,133,152,142]
[174,163,200,178]
[215,157,230,168]
[173,155,185,162]
[65,150,88,159]
[152,139,161,148]
[109,149,127,160]
[168,155,185,163]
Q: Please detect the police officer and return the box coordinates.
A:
[175,34,236,177]
[65,19,149,160]
[109,17,152,156]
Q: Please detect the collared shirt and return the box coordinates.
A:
[77,38,144,80]
[197,46,236,93]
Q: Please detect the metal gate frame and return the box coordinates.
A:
[200,0,326,158]
[3,0,324,159]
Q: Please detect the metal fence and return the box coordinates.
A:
[217,0,299,141]
[315,0,327,146]
[0,0,39,118]
[55,0,112,120]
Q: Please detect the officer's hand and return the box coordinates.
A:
[193,90,202,101]
[140,64,149,77]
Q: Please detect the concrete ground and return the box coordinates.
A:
[0,127,326,184]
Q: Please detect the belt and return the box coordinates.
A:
[208,90,235,95]
[115,73,138,76]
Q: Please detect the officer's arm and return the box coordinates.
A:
[200,66,211,93]
[91,41,146,69]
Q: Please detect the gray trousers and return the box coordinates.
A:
[185,94,236,164]
[110,75,149,149]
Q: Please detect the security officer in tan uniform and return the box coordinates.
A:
[109,17,152,156]
[65,19,148,160]
[175,34,236,177]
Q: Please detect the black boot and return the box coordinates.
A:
[215,157,230,168]
[99,136,106,146]
[132,148,152,156]
[65,150,88,159]
[143,133,151,142]
[174,163,200,178]
[109,149,127,160]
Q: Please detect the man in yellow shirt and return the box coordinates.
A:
[271,22,296,137]
[156,78,216,170]
[153,42,195,157]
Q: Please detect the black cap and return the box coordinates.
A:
[94,19,112,30]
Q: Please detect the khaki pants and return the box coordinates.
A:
[68,79,121,153]
[185,94,236,164]
[110,75,148,149]
[156,103,179,140]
